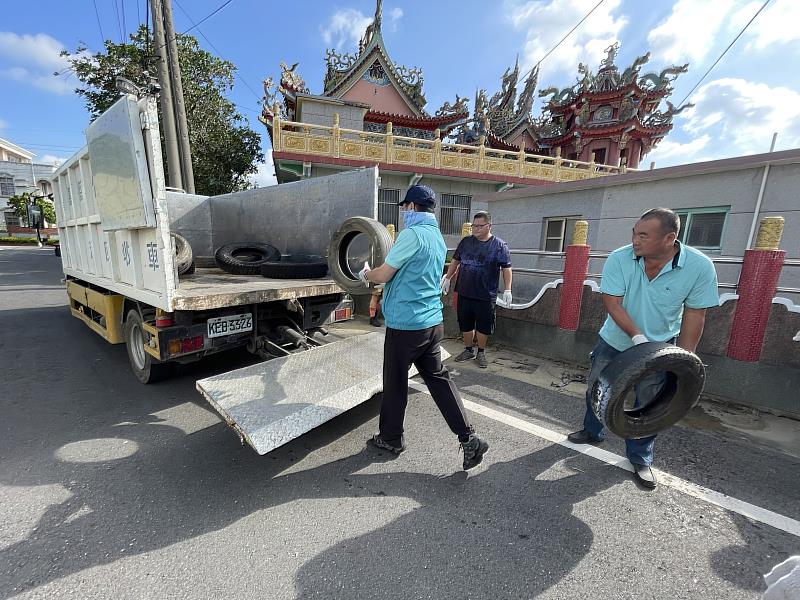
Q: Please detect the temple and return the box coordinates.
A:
[259,1,690,237]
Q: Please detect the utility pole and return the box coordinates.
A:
[162,0,195,193]
[150,0,183,190]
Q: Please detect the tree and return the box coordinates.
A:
[60,26,264,196]
[8,192,56,226]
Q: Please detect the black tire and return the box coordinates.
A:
[590,342,705,439]
[123,310,174,384]
[184,261,195,275]
[171,232,194,275]
[260,254,329,279]
[214,242,281,275]
[328,217,393,295]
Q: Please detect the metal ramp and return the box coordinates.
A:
[196,331,446,454]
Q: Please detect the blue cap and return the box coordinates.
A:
[400,184,436,209]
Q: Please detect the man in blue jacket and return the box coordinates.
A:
[359,185,489,470]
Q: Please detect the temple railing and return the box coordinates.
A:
[271,110,632,182]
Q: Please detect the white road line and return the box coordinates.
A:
[407,380,800,539]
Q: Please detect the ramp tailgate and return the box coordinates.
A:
[196,331,448,454]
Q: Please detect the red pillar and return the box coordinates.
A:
[726,248,785,361]
[558,244,591,330]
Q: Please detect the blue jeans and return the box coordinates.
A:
[582,338,666,466]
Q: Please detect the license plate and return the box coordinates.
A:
[207,313,253,338]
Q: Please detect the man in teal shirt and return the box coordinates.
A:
[359,185,489,471]
[567,208,719,489]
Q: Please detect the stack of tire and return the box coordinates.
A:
[214,242,329,279]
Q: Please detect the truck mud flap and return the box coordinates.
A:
[196,331,447,454]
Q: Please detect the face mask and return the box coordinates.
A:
[403,210,432,228]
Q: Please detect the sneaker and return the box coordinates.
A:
[369,315,382,327]
[369,433,405,455]
[454,348,476,362]
[460,434,489,470]
[475,351,488,368]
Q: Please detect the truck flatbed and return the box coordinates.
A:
[172,267,342,310]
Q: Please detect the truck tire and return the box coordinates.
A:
[172,232,194,275]
[124,310,174,384]
[590,342,705,439]
[328,217,393,295]
[214,242,281,275]
[260,255,328,279]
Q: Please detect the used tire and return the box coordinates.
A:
[591,342,705,439]
[328,217,393,295]
[123,310,174,384]
[171,232,194,275]
[215,242,281,275]
[260,255,328,279]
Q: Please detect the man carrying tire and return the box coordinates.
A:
[567,208,719,489]
[442,211,512,368]
[358,185,489,471]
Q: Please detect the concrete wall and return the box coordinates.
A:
[1,160,56,231]
[479,150,800,302]
[297,98,367,132]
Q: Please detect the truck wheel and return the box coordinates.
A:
[124,310,173,384]
[591,342,705,439]
[260,255,328,279]
[171,232,194,275]
[328,217,393,295]
[215,242,281,275]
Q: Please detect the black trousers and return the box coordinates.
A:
[380,324,473,444]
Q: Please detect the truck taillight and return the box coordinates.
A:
[334,307,352,321]
[169,335,204,356]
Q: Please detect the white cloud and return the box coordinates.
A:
[647,0,735,65]
[0,117,7,131]
[39,154,66,166]
[320,9,373,49]
[2,66,74,94]
[388,7,404,32]
[0,32,75,94]
[249,153,277,188]
[731,0,800,50]
[506,0,628,84]
[648,78,800,167]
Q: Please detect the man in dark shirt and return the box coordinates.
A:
[442,211,512,368]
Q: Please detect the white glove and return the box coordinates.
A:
[440,275,451,295]
[357,261,371,287]
[502,290,512,305]
[631,334,649,345]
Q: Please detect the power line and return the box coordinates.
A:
[677,0,771,105]
[180,0,234,35]
[173,0,261,102]
[121,0,127,39]
[112,0,124,42]
[92,0,106,45]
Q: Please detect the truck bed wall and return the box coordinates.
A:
[168,168,378,265]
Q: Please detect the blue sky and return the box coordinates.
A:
[2,0,799,186]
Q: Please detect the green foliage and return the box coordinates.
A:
[0,236,40,245]
[60,26,264,195]
[7,192,57,226]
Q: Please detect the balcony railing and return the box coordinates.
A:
[271,111,631,183]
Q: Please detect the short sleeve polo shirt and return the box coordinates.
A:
[599,242,720,351]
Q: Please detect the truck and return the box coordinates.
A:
[50,94,398,454]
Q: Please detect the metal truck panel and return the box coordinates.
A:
[52,95,176,311]
[196,331,441,455]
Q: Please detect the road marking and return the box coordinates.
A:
[408,380,800,538]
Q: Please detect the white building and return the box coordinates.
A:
[0,138,57,231]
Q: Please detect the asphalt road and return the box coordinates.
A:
[1,246,798,599]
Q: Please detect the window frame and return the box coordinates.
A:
[674,206,730,251]
[542,216,583,252]
[0,174,15,197]
[439,193,472,235]
[377,188,400,229]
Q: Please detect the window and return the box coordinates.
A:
[592,148,607,165]
[674,208,728,249]
[0,176,14,196]
[377,188,400,229]
[543,217,582,252]
[4,211,20,227]
[440,193,471,235]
